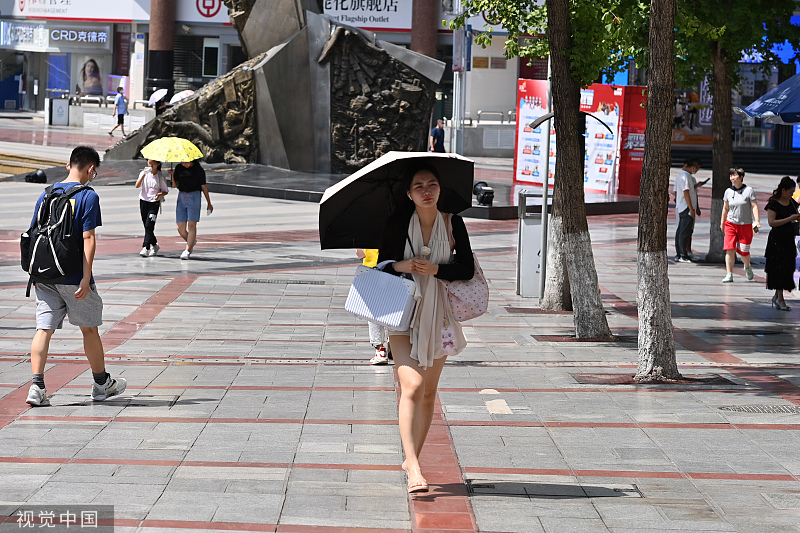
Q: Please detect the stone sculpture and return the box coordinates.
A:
[105,0,444,174]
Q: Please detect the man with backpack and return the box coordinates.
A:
[23,146,126,406]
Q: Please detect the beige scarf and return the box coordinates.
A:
[406,211,467,368]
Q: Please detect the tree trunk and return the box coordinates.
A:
[545,0,611,338]
[540,216,572,310]
[635,0,680,382]
[706,42,734,263]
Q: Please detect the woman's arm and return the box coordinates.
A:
[435,215,475,281]
[750,200,760,230]
[720,201,729,232]
[135,170,146,189]
[201,184,213,213]
[378,216,414,275]
[767,208,800,227]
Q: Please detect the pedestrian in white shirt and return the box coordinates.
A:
[135,159,169,257]
[673,159,706,262]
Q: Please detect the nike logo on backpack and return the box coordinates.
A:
[37,267,51,273]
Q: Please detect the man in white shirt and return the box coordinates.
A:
[673,159,704,262]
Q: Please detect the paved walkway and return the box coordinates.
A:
[1,171,799,533]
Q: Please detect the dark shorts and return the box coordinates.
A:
[117,114,125,125]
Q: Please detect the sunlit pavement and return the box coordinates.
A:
[0,122,799,532]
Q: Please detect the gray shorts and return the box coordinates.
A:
[35,283,104,330]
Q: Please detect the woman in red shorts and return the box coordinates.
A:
[720,168,761,283]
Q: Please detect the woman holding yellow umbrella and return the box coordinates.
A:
[141,138,213,260]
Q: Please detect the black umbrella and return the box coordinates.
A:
[319,151,474,250]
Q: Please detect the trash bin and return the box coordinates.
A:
[44,98,69,126]
[516,190,542,298]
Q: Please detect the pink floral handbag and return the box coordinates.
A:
[439,215,489,322]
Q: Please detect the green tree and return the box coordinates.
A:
[450,0,642,338]
[635,0,679,381]
[675,1,800,262]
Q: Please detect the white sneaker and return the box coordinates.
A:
[370,346,389,365]
[180,250,191,260]
[91,376,127,401]
[149,244,160,257]
[139,247,149,257]
[26,384,50,407]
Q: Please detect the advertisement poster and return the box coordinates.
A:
[513,79,648,197]
[580,83,622,194]
[513,78,555,187]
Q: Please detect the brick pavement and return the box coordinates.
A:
[0,168,799,532]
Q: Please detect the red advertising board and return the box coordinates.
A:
[513,79,647,197]
[617,87,647,196]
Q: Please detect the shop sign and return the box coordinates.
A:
[322,0,410,30]
[0,21,47,49]
[0,20,110,51]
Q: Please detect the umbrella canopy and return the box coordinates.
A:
[140,137,203,163]
[319,151,474,250]
[148,88,168,106]
[735,73,800,125]
[169,90,195,104]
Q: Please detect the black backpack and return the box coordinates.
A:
[20,184,93,296]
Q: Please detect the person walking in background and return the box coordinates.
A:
[356,248,391,365]
[108,86,128,137]
[135,159,169,257]
[378,164,475,493]
[764,176,800,310]
[170,159,213,260]
[673,159,704,262]
[721,168,760,282]
[429,119,445,153]
[25,146,127,406]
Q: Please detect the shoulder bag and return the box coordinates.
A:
[439,214,489,322]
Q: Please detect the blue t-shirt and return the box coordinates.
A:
[31,182,102,285]
[114,93,127,115]
[430,127,445,152]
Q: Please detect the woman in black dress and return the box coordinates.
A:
[764,176,800,310]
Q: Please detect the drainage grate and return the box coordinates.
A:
[704,328,782,336]
[505,307,572,315]
[719,405,800,414]
[245,279,325,285]
[534,335,636,343]
[572,373,737,386]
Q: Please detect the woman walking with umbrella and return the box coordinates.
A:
[141,137,212,260]
[377,162,475,493]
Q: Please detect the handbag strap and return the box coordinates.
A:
[406,233,416,256]
[444,213,455,251]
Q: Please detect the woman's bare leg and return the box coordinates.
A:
[725,249,735,275]
[390,334,426,486]
[416,354,448,456]
[176,222,188,242]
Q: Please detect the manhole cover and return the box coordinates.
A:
[245,279,325,285]
[719,405,800,414]
[704,328,782,336]
[572,374,737,386]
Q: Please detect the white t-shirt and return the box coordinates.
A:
[138,169,168,202]
[674,170,698,214]
[723,185,757,225]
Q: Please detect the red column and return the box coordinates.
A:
[410,0,438,58]
[147,0,176,97]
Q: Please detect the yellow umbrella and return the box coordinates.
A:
[141,137,203,163]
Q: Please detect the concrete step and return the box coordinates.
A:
[0,153,66,176]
